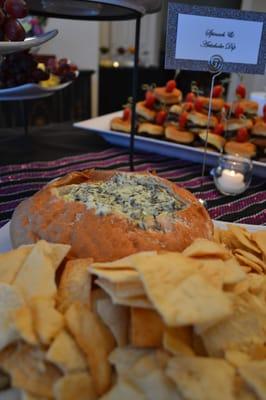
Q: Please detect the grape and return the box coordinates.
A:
[4,17,25,41]
[4,0,28,18]
[0,9,6,26]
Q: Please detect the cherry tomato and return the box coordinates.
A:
[123,108,131,121]
[236,127,248,142]
[183,102,194,112]
[165,79,176,93]
[214,123,224,136]
[179,111,188,129]
[185,92,196,102]
[155,110,167,125]
[145,90,156,109]
[194,98,204,112]
[234,104,244,118]
[236,84,246,99]
[213,84,224,98]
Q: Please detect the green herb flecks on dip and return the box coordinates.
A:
[59,173,188,231]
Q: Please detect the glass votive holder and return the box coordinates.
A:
[211,155,253,196]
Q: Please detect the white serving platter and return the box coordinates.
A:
[0,220,265,254]
[0,29,58,56]
[74,111,266,178]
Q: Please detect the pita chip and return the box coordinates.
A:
[65,302,115,396]
[0,245,33,284]
[31,297,64,345]
[95,297,129,346]
[163,327,195,356]
[183,238,231,260]
[166,356,235,400]
[100,378,147,400]
[13,305,38,346]
[0,344,62,398]
[46,330,87,373]
[239,360,266,400]
[57,258,92,313]
[200,292,266,357]
[13,242,58,300]
[109,347,152,377]
[130,308,164,348]
[53,372,97,400]
[0,283,25,351]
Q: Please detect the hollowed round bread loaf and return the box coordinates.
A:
[10,170,213,262]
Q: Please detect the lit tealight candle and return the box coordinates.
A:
[217,169,245,194]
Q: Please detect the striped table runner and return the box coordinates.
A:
[0,147,265,228]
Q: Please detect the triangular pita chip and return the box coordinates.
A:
[183,239,231,260]
[0,283,25,351]
[0,246,33,284]
[13,241,58,300]
[166,356,235,400]
[56,258,92,313]
[31,297,64,345]
[13,305,38,346]
[65,303,115,396]
[46,330,87,373]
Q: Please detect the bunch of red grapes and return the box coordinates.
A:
[0,0,29,42]
[47,57,78,83]
[0,51,49,88]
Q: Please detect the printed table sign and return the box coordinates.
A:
[165,2,266,74]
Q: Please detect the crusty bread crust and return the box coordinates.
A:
[10,170,213,262]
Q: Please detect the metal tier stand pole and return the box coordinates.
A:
[22,100,29,136]
[199,55,224,207]
[129,15,141,172]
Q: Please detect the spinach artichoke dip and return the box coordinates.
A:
[59,172,188,231]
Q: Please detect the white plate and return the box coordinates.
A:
[0,29,58,56]
[0,80,76,101]
[74,112,266,178]
[0,220,265,254]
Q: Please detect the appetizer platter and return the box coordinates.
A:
[0,169,265,400]
[76,79,266,178]
[75,110,266,178]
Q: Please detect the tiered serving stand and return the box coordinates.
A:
[27,0,162,169]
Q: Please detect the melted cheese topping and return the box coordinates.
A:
[58,173,188,231]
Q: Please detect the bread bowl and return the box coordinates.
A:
[10,170,213,262]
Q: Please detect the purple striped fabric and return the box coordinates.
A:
[0,148,265,228]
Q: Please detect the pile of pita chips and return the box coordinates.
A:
[0,222,265,400]
[0,241,103,400]
[89,228,266,400]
